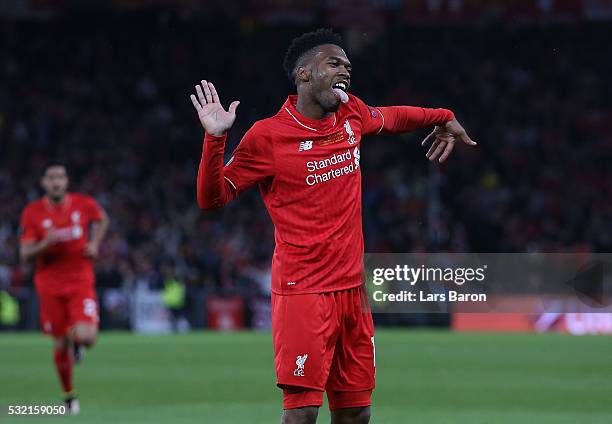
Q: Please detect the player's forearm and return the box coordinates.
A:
[90,211,109,247]
[20,241,48,262]
[197,133,237,209]
[378,106,454,134]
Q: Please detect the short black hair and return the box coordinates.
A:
[42,163,67,176]
[283,28,343,83]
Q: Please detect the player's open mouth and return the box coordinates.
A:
[332,80,349,103]
[332,81,349,91]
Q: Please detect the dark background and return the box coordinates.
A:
[0,0,610,330]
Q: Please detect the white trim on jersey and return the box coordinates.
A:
[284,107,318,132]
[224,176,237,190]
[375,107,385,134]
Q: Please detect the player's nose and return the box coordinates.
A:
[336,69,350,81]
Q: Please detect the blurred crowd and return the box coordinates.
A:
[0,11,610,297]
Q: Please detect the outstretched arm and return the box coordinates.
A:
[190,80,241,209]
[375,105,455,134]
[191,81,274,209]
[359,101,476,163]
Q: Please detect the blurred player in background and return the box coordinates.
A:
[191,29,475,423]
[19,164,109,415]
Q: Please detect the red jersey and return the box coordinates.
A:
[197,94,453,294]
[20,193,103,295]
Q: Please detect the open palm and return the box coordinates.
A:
[190,80,240,136]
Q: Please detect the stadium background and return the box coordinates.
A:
[1,1,611,422]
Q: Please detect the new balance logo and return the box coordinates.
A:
[298,140,313,151]
[294,354,308,376]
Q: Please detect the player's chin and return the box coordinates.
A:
[322,94,341,112]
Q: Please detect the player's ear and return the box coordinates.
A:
[296,65,311,83]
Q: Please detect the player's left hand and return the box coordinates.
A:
[421,118,476,163]
[84,242,99,259]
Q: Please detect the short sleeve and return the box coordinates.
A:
[20,207,39,243]
[83,196,103,221]
[353,96,385,136]
[223,124,274,193]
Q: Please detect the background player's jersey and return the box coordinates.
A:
[20,193,103,295]
[199,94,453,294]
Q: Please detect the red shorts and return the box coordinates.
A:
[38,287,99,337]
[272,284,375,410]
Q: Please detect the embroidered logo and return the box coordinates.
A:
[344,120,356,145]
[293,354,308,376]
[299,140,313,151]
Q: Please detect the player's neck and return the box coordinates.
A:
[45,194,66,206]
[295,94,333,121]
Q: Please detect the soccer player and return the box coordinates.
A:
[19,164,109,415]
[190,29,475,424]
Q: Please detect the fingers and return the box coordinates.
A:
[228,100,240,115]
[209,82,220,104]
[426,139,445,160]
[438,140,455,162]
[201,80,213,103]
[424,122,476,162]
[461,132,477,146]
[192,80,221,111]
[421,130,436,146]
[190,94,202,112]
[195,84,206,106]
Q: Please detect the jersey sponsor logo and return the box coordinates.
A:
[49,225,84,242]
[287,281,297,286]
[305,149,359,186]
[344,120,356,145]
[293,354,308,377]
[298,140,313,151]
[71,211,81,223]
[41,217,83,241]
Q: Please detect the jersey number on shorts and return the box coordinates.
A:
[83,298,98,319]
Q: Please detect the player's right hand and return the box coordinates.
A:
[190,80,240,137]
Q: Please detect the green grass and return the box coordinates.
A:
[1,330,611,423]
